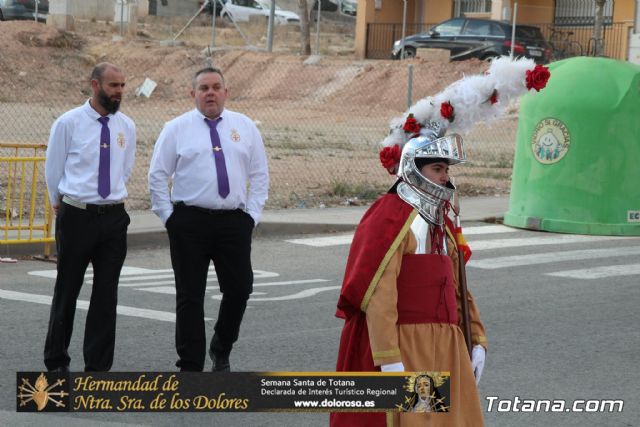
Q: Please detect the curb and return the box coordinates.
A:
[0,216,504,258]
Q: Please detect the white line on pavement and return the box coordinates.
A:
[285,228,624,248]
[136,279,331,295]
[457,225,517,235]
[0,289,212,322]
[284,225,516,247]
[28,266,165,279]
[467,246,640,269]
[546,264,640,279]
[211,286,341,301]
[468,235,625,251]
[285,234,354,247]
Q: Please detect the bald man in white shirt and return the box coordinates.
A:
[148,67,269,372]
[44,63,136,372]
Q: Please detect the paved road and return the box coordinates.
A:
[2,224,638,426]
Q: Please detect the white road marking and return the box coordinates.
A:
[468,235,625,251]
[468,246,640,269]
[28,266,160,279]
[135,286,176,295]
[285,234,354,247]
[136,279,331,295]
[456,225,517,235]
[27,268,280,287]
[283,226,620,248]
[546,264,640,279]
[210,286,341,301]
[253,279,330,287]
[0,289,212,322]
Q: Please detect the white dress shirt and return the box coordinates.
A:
[45,100,136,206]
[148,108,269,225]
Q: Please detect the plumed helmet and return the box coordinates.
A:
[396,131,466,225]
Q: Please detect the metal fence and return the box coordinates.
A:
[554,0,613,26]
[366,23,437,60]
[536,21,629,59]
[365,20,629,61]
[0,53,518,213]
[0,12,517,216]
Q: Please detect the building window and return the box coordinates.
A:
[555,0,613,26]
[454,0,492,18]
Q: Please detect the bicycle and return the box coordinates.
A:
[549,27,583,60]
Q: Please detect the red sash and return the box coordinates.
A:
[396,254,458,325]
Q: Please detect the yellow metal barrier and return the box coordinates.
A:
[0,143,54,257]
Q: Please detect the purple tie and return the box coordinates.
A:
[97,116,110,199]
[205,117,230,198]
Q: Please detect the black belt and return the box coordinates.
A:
[174,202,240,215]
[62,195,124,214]
[83,203,124,214]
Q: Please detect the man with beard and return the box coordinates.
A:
[44,63,136,372]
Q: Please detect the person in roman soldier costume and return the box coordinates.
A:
[330,57,551,427]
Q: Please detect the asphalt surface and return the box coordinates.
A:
[2,196,639,426]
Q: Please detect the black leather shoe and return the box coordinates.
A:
[49,366,69,373]
[209,349,230,372]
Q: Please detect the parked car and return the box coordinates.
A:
[0,0,48,22]
[220,0,300,25]
[200,0,224,17]
[392,17,551,63]
[310,0,356,23]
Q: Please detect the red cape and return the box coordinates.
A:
[336,193,415,321]
[331,194,460,427]
[331,194,414,427]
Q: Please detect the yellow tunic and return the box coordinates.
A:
[365,223,487,427]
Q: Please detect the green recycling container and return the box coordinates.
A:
[504,56,640,235]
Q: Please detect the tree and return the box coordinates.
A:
[298,0,311,55]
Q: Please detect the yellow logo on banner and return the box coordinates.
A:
[18,373,67,411]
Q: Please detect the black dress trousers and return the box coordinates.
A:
[166,203,254,372]
[43,202,129,371]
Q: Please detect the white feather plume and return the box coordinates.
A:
[381,56,549,154]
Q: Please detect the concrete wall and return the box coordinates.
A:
[149,0,201,17]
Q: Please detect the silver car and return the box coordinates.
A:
[0,0,48,22]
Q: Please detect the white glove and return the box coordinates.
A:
[471,345,486,385]
[381,362,405,372]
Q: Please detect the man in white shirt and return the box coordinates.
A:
[44,63,136,372]
[148,67,269,372]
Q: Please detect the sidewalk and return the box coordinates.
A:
[2,195,509,257]
[126,195,509,248]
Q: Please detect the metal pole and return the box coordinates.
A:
[267,0,276,52]
[174,1,209,41]
[407,64,414,109]
[211,0,217,49]
[510,2,518,58]
[34,0,38,22]
[315,0,321,55]
[120,0,125,37]
[593,0,606,56]
[400,0,407,59]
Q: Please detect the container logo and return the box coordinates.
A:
[531,118,571,164]
[628,211,640,223]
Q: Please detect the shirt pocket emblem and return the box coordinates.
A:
[117,132,126,148]
[230,129,241,143]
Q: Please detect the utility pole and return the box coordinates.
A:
[298,0,311,55]
[592,0,606,56]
